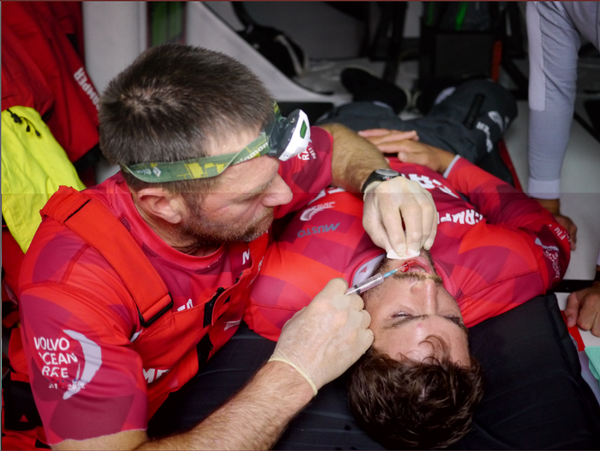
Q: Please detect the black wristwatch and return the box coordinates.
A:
[361,169,401,194]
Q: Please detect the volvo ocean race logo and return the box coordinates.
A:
[35,330,102,400]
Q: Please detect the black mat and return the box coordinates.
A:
[149,294,600,449]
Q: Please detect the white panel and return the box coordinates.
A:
[405,2,424,38]
[83,2,147,94]
[203,1,244,31]
[186,2,349,105]
[504,100,600,282]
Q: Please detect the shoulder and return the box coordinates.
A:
[19,215,138,328]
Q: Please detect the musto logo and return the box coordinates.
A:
[34,331,102,400]
[297,223,340,238]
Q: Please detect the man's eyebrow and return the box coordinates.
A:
[390,272,444,286]
[446,315,469,336]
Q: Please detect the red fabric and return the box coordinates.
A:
[40,186,172,325]
[561,311,586,352]
[3,1,99,162]
[1,390,48,451]
[1,423,48,451]
[1,26,54,117]
[16,129,333,445]
[46,2,85,62]
[246,157,571,341]
[2,226,25,298]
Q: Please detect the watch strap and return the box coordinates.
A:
[361,169,400,194]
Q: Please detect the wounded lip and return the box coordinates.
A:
[398,256,434,275]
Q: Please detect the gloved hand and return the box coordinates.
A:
[363,175,437,258]
[269,278,373,395]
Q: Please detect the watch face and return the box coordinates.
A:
[375,169,400,177]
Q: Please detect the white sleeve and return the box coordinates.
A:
[526,2,581,199]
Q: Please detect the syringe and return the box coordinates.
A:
[345,268,399,295]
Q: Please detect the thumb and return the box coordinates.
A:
[565,291,582,327]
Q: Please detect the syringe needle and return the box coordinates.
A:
[346,266,404,296]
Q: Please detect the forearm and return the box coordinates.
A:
[526,1,579,199]
[319,123,389,193]
[532,197,561,215]
[141,361,313,450]
[448,158,555,228]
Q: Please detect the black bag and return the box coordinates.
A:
[232,2,307,78]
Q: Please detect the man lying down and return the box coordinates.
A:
[246,129,571,448]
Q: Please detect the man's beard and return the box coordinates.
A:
[180,199,274,248]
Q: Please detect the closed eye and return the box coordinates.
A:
[392,312,412,318]
[386,312,420,329]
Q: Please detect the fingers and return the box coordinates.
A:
[391,180,437,253]
[382,196,414,256]
[398,198,436,253]
[272,276,375,389]
[566,287,600,336]
[328,277,349,292]
[346,292,365,310]
[358,128,391,137]
[362,211,396,255]
[421,191,437,250]
[359,323,375,352]
[360,309,371,329]
[577,289,600,336]
[376,141,442,173]
[362,177,438,256]
[565,291,581,328]
[359,129,419,148]
[374,130,419,144]
[390,198,421,255]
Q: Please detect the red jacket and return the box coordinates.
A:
[2,2,99,163]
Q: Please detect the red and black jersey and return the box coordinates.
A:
[17,127,333,444]
[245,157,571,341]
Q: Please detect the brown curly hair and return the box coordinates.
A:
[348,344,484,449]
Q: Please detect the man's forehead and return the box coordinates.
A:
[206,127,262,156]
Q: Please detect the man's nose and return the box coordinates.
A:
[410,278,438,313]
[262,174,293,207]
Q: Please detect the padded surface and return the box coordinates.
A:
[450,294,600,450]
[149,294,600,449]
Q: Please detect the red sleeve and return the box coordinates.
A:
[445,157,570,301]
[275,126,334,218]
[18,224,148,444]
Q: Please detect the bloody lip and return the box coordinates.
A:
[397,256,434,275]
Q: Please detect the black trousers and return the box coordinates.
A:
[317,79,518,186]
[149,294,600,449]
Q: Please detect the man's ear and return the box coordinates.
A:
[132,187,187,225]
